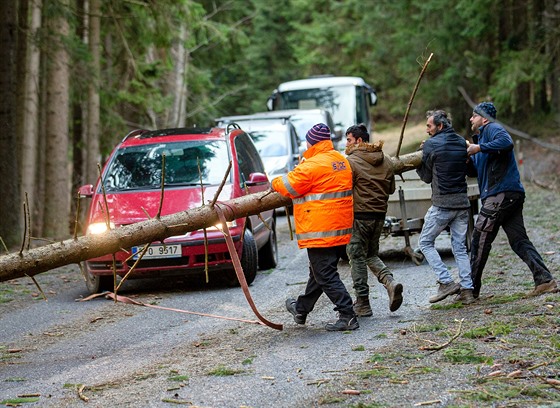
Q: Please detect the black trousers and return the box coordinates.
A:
[470,192,553,295]
[296,245,354,317]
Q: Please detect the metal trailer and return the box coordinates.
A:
[385,171,480,264]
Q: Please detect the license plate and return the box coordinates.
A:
[132,244,182,259]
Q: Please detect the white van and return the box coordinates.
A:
[266,76,377,136]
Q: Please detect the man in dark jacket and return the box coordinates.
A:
[345,124,403,316]
[467,102,557,298]
[417,110,475,305]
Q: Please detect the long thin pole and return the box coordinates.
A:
[396,53,433,157]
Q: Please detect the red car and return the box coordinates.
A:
[79,126,278,293]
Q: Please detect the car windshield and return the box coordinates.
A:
[248,129,288,157]
[288,114,321,143]
[103,140,230,191]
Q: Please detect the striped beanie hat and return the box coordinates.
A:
[306,123,331,145]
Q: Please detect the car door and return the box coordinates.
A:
[233,132,273,247]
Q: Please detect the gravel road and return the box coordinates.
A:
[1,209,443,407]
[1,184,559,407]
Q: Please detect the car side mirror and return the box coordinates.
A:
[246,172,269,186]
[369,89,378,106]
[78,184,94,198]
[266,90,278,111]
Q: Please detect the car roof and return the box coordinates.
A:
[225,120,291,134]
[276,76,369,91]
[215,108,332,123]
[118,127,229,148]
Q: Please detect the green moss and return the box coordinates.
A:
[443,344,493,364]
[463,322,513,338]
[206,365,244,376]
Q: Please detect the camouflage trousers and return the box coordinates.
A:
[346,218,393,297]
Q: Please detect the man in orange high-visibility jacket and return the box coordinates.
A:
[272,123,359,331]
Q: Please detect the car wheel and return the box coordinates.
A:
[224,229,258,287]
[258,219,278,270]
[85,263,113,294]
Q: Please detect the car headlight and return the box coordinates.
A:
[86,222,115,235]
[206,220,237,231]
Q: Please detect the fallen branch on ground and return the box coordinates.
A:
[418,318,464,352]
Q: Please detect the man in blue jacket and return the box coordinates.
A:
[467,102,557,298]
[417,110,474,305]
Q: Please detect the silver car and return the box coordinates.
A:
[215,114,301,181]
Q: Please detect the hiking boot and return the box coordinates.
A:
[384,276,403,312]
[473,287,480,299]
[353,296,373,317]
[458,288,475,305]
[528,280,559,297]
[429,282,460,304]
[325,314,359,332]
[285,298,306,324]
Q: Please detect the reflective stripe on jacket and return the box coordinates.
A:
[272,140,353,249]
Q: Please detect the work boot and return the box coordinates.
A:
[429,282,460,304]
[528,280,559,297]
[353,296,373,317]
[325,314,359,331]
[384,276,404,312]
[458,288,475,305]
[285,298,306,324]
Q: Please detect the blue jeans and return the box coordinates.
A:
[419,206,473,289]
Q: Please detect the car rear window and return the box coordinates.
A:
[102,140,231,191]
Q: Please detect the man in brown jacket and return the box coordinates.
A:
[345,124,403,316]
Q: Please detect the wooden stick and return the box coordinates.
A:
[396,53,433,157]
[419,318,464,352]
[19,200,28,255]
[73,190,81,240]
[156,154,167,220]
[26,273,47,302]
[210,160,232,207]
[200,157,210,283]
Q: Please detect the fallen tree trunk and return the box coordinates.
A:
[0,151,422,282]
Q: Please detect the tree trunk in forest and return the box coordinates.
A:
[20,0,43,237]
[44,0,71,240]
[86,0,101,185]
[166,25,187,128]
[545,0,560,111]
[71,0,85,220]
[35,62,48,238]
[0,151,423,282]
[513,0,531,118]
[147,25,188,129]
[0,0,23,249]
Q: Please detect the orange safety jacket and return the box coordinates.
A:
[272,140,353,249]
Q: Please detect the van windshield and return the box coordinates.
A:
[102,140,230,191]
[278,86,355,130]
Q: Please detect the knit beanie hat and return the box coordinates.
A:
[473,102,497,120]
[306,123,331,145]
